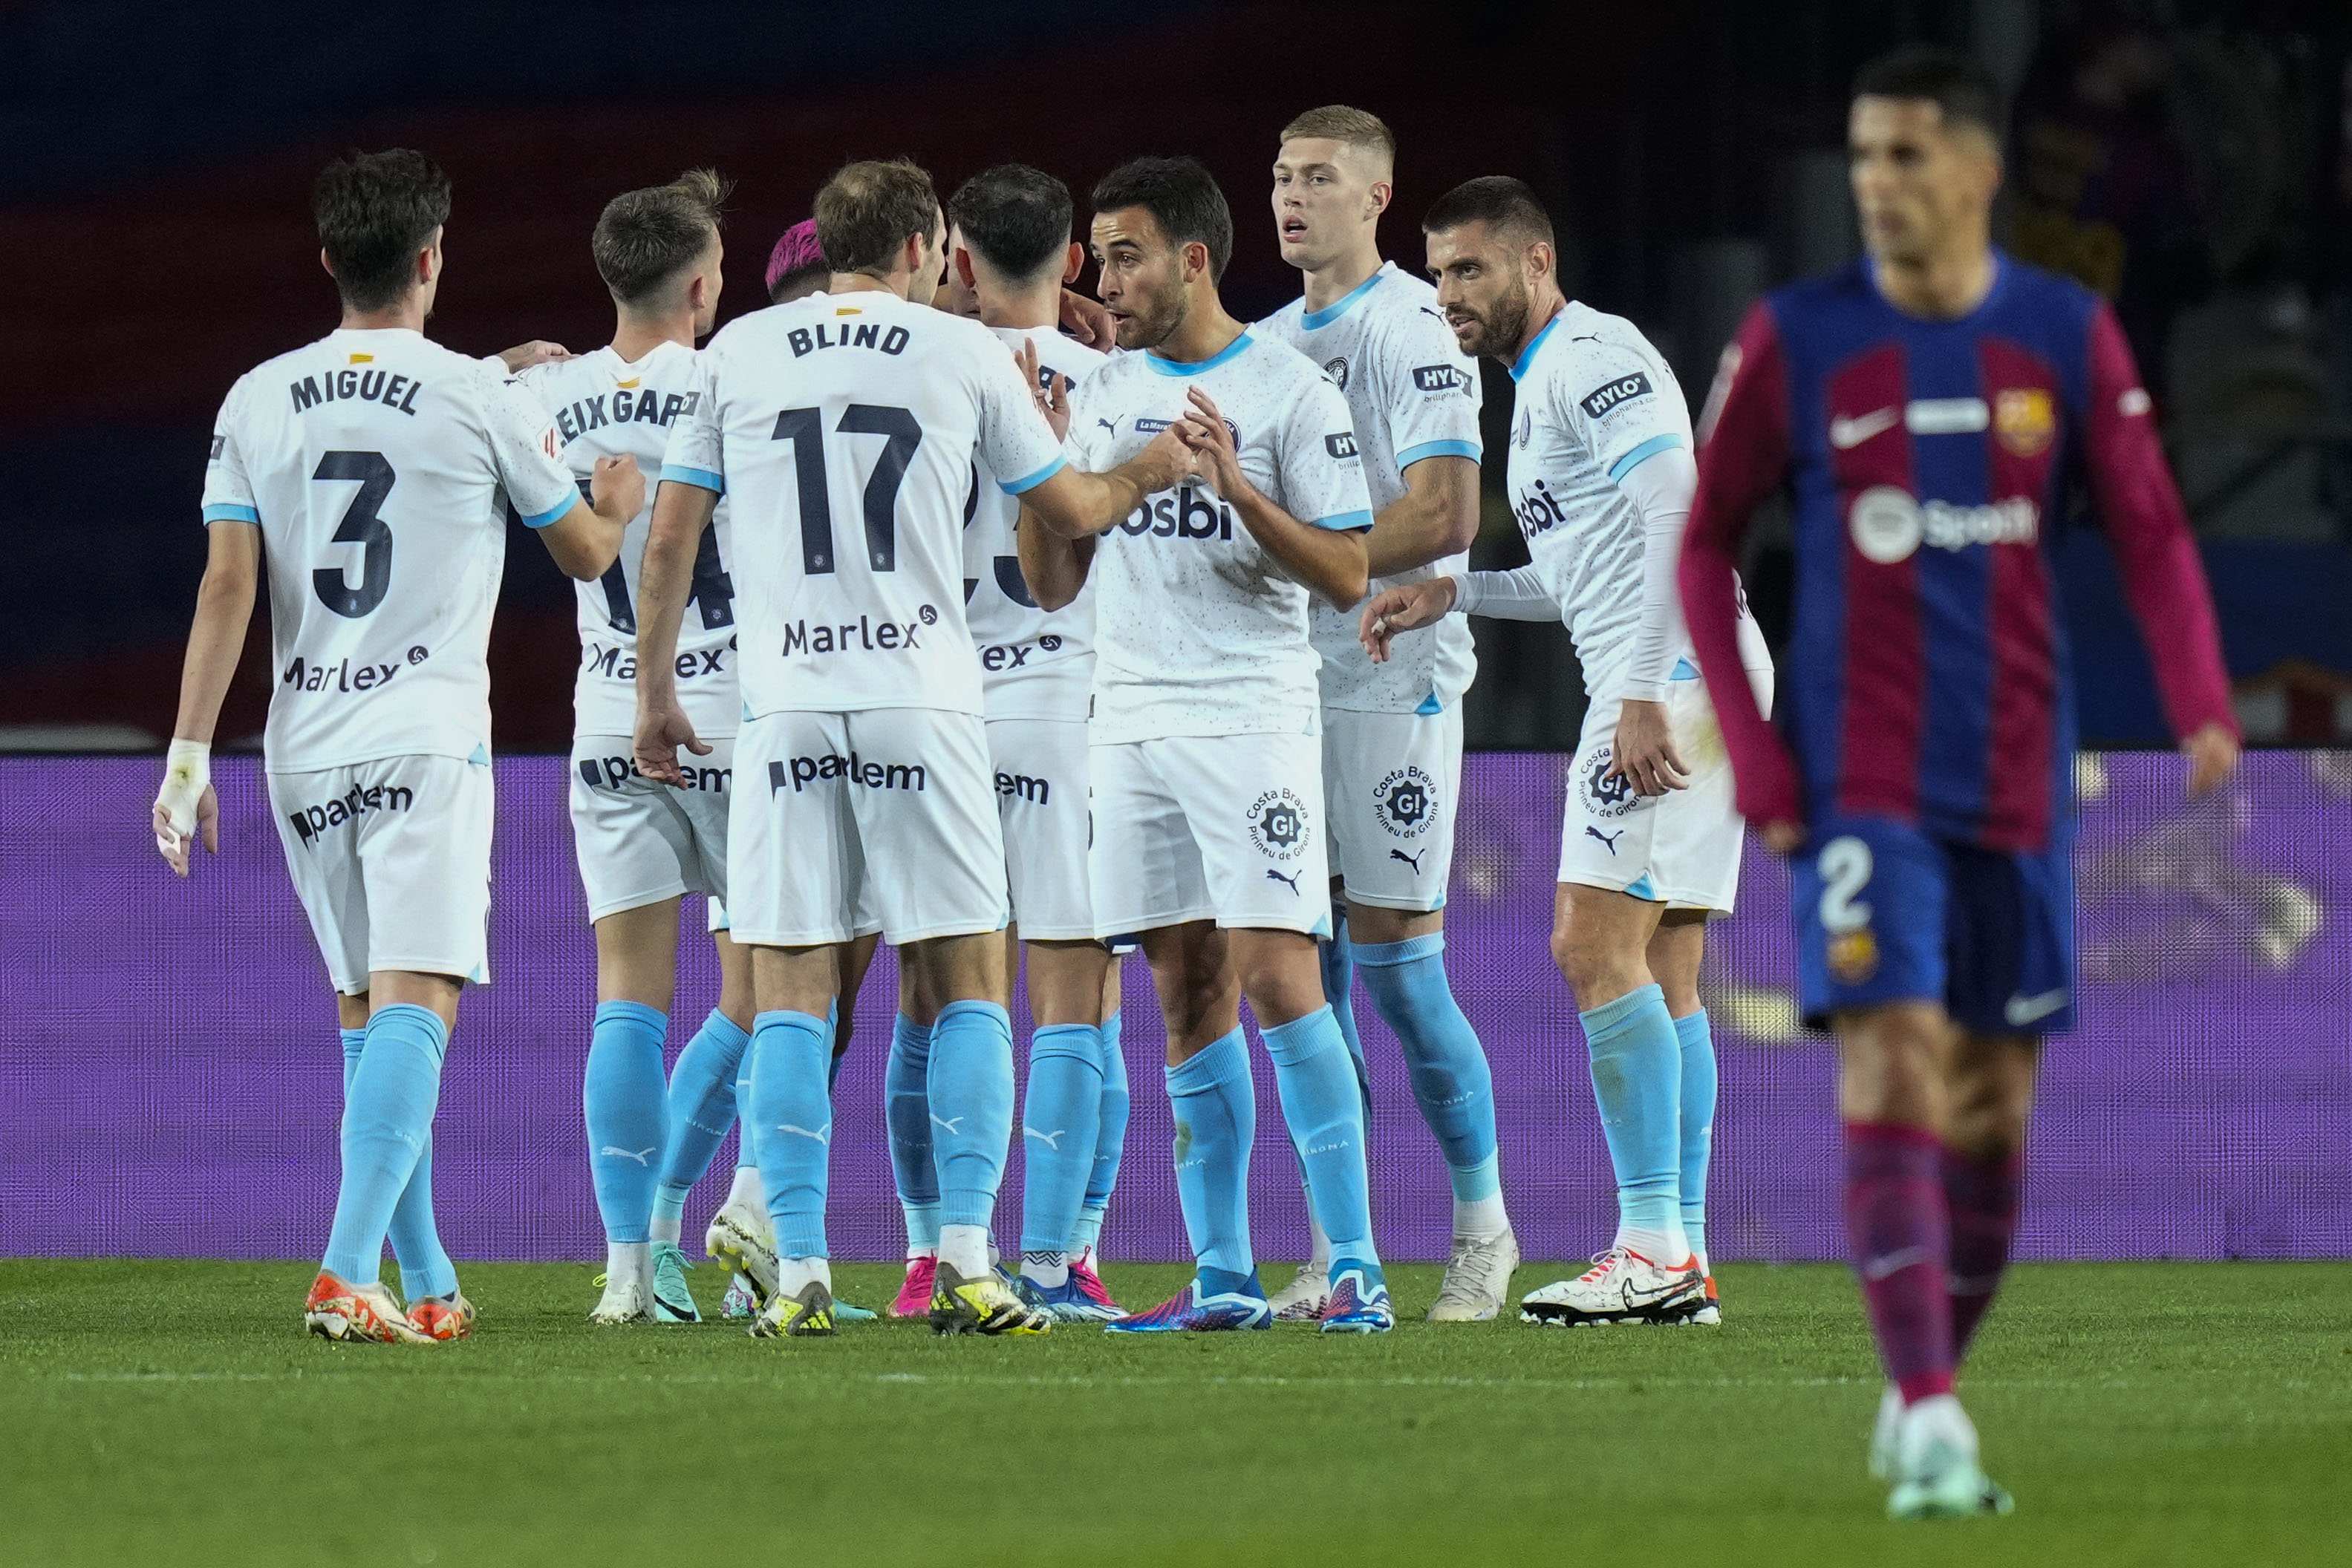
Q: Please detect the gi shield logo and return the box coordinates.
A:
[1324,432,1360,460]
[1246,788,1311,860]
[1577,742,1642,821]
[1372,766,1436,839]
[1323,356,1350,391]
[1578,371,1654,420]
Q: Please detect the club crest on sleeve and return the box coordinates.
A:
[1323,356,1350,391]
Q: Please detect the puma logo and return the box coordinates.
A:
[930,1114,965,1136]
[1096,417,1117,434]
[1265,868,1302,895]
[1023,1126,1065,1150]
[1586,826,1625,855]
[599,1146,656,1166]
[1389,847,1426,874]
[775,1122,830,1146]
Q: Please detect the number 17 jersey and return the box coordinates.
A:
[201,327,580,772]
[662,290,1067,719]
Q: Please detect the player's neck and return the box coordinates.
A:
[1153,293,1245,365]
[974,282,1059,333]
[829,271,903,300]
[1871,238,1998,321]
[1299,241,1383,314]
[1503,289,1567,367]
[338,299,426,335]
[609,308,696,362]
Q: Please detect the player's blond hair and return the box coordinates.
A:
[1279,105,1396,171]
[593,169,730,304]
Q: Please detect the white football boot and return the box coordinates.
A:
[706,1192,778,1312]
[1886,1394,2014,1520]
[1265,1261,1332,1323]
[587,1252,654,1325]
[1428,1229,1520,1322]
[1519,1247,1704,1327]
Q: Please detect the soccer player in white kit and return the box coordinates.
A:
[632,159,1188,1339]
[152,150,639,1343]
[512,170,767,1327]
[1023,157,1392,1333]
[1257,106,1519,1323]
[1364,177,1773,1327]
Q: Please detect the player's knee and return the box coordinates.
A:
[1944,1039,2036,1157]
[1549,923,1636,1010]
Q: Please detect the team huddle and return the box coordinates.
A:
[154,48,2240,1523]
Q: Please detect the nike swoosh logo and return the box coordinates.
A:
[1862,1245,1932,1282]
[2003,988,2070,1027]
[1828,407,1901,450]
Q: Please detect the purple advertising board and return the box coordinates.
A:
[3,751,2345,1264]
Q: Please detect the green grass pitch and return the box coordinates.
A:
[4,1259,2345,1567]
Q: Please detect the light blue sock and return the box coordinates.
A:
[1355,933,1499,1202]
[340,1028,457,1299]
[1263,1005,1376,1264]
[748,1010,832,1258]
[928,1000,1015,1232]
[1075,1009,1128,1252]
[322,1004,448,1285]
[657,1008,751,1217]
[1165,1028,1254,1277]
[1580,983,1684,1256]
[1317,906,1372,1120]
[1675,1008,1717,1264]
[885,1013,939,1251]
[583,1000,668,1247]
[1019,1024,1103,1258]
[732,1025,758,1175]
[825,1002,844,1095]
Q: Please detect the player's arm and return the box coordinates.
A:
[1364,454,1479,577]
[483,371,638,579]
[1606,442,1704,796]
[535,455,642,581]
[997,339,1190,542]
[153,517,259,875]
[2081,302,2240,798]
[1017,506,1095,613]
[1358,566,1559,662]
[1180,385,1369,607]
[1678,301,1801,849]
[634,477,720,786]
[1364,314,1485,576]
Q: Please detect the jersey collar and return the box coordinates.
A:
[1144,327,1256,376]
[1298,263,1390,330]
[1508,306,1566,382]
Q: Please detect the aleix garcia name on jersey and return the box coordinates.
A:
[550,385,700,445]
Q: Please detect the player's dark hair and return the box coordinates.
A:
[593,169,729,305]
[948,164,1074,284]
[1421,176,1554,249]
[1091,157,1233,283]
[313,149,452,313]
[769,265,829,304]
[815,158,941,278]
[1853,46,2008,140]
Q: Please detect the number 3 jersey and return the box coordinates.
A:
[515,342,739,741]
[961,325,1110,721]
[201,327,579,772]
[661,290,1067,720]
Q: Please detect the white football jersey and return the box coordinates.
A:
[1066,329,1374,744]
[201,327,579,771]
[1260,262,1483,713]
[1505,301,1765,696]
[662,290,1066,719]
[517,343,740,741]
[962,325,1110,721]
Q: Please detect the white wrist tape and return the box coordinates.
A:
[154,739,212,846]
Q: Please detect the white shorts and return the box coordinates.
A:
[988,716,1099,941]
[1557,667,1776,914]
[729,708,1006,947]
[567,733,734,922]
[267,753,495,995]
[1321,705,1462,914]
[1089,731,1332,938]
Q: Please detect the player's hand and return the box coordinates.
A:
[2182,720,2240,800]
[1060,290,1115,350]
[1015,340,1073,443]
[1610,698,1690,797]
[1358,578,1459,663]
[1175,388,1247,498]
[633,699,711,788]
[590,453,645,519]
[498,340,572,373]
[153,741,218,876]
[1128,422,1196,496]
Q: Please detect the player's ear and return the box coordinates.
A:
[954,245,978,291]
[1061,241,1084,287]
[1526,240,1554,285]
[319,247,335,286]
[1366,179,1392,222]
[1182,238,1209,284]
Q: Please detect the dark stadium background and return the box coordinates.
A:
[5,0,2347,753]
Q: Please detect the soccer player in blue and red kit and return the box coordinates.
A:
[1680,49,2239,1520]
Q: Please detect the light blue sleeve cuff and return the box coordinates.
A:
[1605,431,1684,483]
[661,465,726,496]
[518,495,575,530]
[1397,438,1482,468]
[997,453,1066,495]
[1310,509,1375,532]
[201,503,259,524]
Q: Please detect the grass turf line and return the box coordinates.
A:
[3,1259,2345,1567]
